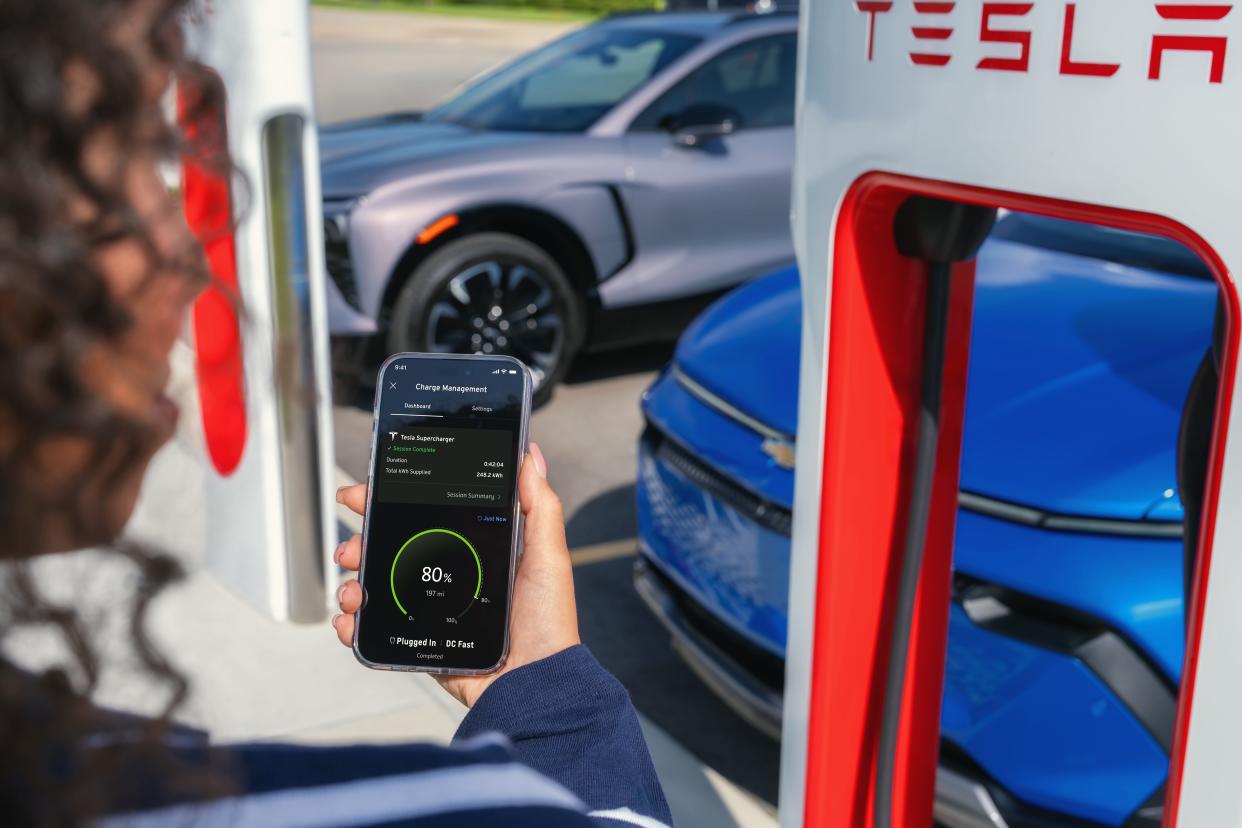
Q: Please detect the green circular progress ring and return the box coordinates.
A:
[389,528,483,616]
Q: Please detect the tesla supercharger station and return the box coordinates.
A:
[131,0,336,623]
[780,0,1242,826]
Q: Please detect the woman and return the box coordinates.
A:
[0,1,670,825]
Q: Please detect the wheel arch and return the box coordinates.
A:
[379,203,599,332]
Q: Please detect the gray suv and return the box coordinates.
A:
[322,12,797,398]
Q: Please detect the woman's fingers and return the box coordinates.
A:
[336,483,367,517]
[332,580,363,646]
[331,610,355,647]
[329,485,364,648]
[333,533,362,571]
[336,578,364,614]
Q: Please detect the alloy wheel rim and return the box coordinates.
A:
[424,259,564,389]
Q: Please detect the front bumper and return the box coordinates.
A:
[634,556,783,739]
[636,424,792,660]
[635,554,1144,828]
[636,399,1171,826]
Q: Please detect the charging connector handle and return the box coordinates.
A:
[875,198,995,828]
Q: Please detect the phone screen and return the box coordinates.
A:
[354,354,530,673]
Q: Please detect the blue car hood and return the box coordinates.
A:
[674,264,803,440]
[319,116,540,198]
[674,241,1215,520]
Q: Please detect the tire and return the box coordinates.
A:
[386,232,583,405]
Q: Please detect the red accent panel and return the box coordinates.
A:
[912,27,953,39]
[913,1,955,12]
[1060,4,1121,77]
[802,175,974,828]
[1149,34,1229,82]
[178,71,247,476]
[910,53,952,65]
[802,172,1238,828]
[1156,3,1232,19]
[977,2,1034,72]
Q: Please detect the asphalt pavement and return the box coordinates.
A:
[314,6,781,814]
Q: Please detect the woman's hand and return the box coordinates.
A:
[330,442,581,708]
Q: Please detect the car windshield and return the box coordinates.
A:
[425,27,701,133]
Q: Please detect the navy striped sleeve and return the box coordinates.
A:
[96,735,601,827]
[454,645,672,826]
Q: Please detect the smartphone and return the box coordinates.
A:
[353,352,532,674]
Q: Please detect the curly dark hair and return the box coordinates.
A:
[0,0,234,822]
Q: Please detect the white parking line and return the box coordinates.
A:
[570,537,638,567]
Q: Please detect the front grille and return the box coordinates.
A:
[646,426,793,537]
[323,214,362,312]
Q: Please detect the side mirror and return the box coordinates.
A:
[664,103,742,148]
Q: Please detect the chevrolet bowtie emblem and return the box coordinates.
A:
[761,437,796,470]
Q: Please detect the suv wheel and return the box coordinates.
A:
[387,232,582,404]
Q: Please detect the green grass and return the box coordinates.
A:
[311,0,603,23]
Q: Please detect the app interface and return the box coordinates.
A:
[357,356,526,671]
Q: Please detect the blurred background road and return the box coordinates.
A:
[315,5,783,823]
[312,7,574,122]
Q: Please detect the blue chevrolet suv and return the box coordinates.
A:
[634,213,1216,828]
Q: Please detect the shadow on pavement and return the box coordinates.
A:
[565,343,675,386]
[574,554,782,807]
[640,716,773,828]
[566,483,636,548]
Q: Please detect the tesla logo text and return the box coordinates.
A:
[854,1,1233,81]
[911,1,957,66]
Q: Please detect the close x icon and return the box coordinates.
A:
[854,0,1233,82]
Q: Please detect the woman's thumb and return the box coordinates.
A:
[519,442,567,553]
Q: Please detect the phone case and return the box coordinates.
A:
[351,351,533,675]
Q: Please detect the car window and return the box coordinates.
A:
[522,38,667,108]
[629,34,797,133]
[425,27,701,133]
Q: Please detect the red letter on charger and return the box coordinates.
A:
[977,3,1034,72]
